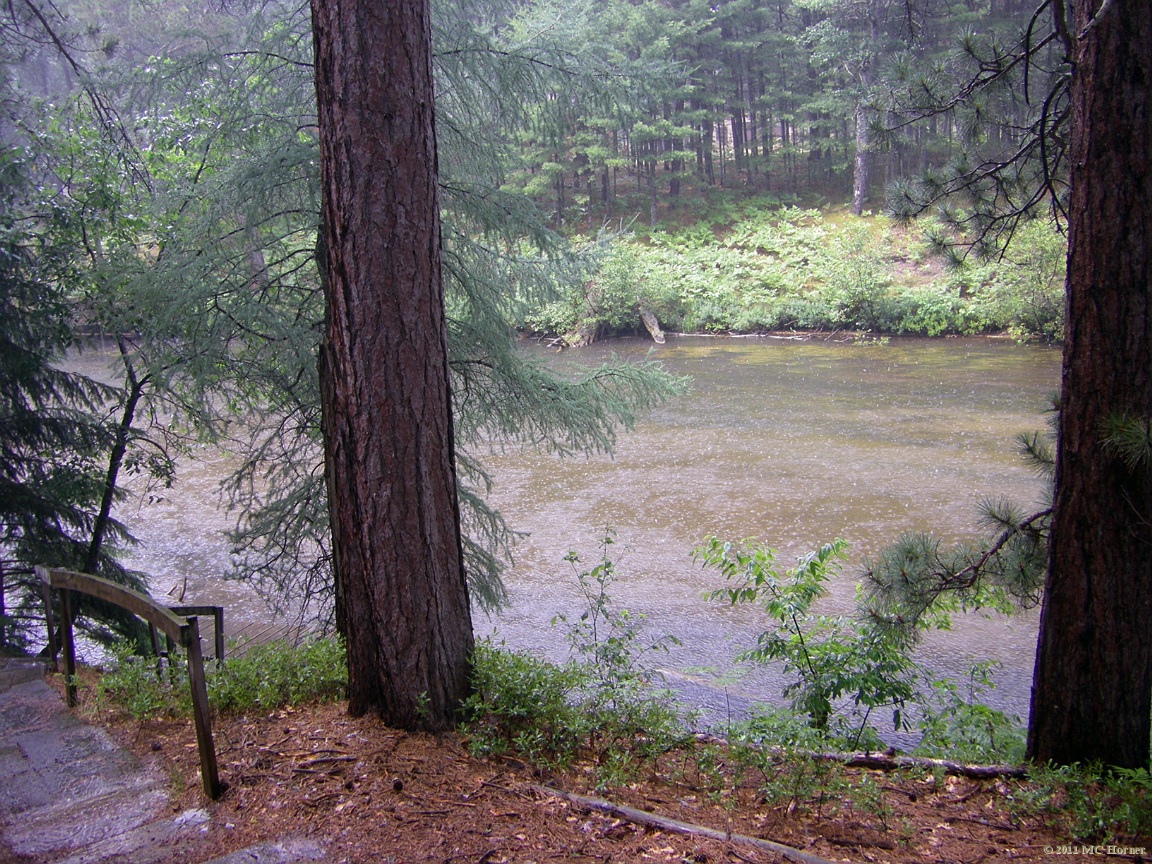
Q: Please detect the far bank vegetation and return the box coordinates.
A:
[523,206,1065,346]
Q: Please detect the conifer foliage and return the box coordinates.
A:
[0,147,148,649]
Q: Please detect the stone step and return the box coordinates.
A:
[0,658,327,864]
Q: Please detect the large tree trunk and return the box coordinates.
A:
[1026,0,1152,768]
[311,0,474,732]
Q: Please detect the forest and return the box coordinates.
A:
[2,0,1152,857]
[0,0,1070,618]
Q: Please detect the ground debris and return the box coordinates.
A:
[79,690,1089,864]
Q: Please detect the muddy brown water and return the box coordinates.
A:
[89,334,1062,735]
[477,335,1059,733]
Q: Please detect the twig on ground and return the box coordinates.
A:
[535,785,840,864]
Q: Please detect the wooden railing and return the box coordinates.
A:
[36,566,222,800]
[166,605,225,669]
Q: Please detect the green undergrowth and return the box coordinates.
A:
[89,535,1151,842]
[459,531,1150,843]
[463,633,1152,842]
[461,531,691,786]
[522,204,1065,342]
[97,635,347,719]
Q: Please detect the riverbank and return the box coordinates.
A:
[46,660,1105,864]
[522,208,1066,346]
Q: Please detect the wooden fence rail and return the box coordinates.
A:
[35,566,222,800]
[168,605,225,669]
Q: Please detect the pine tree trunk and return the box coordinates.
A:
[852,100,868,216]
[554,158,565,226]
[1026,0,1152,768]
[731,71,745,173]
[311,0,474,732]
[648,159,658,226]
[703,116,715,185]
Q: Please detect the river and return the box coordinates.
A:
[114,334,1061,735]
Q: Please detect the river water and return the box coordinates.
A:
[112,334,1060,733]
[478,335,1060,731]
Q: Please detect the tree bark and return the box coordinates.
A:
[851,100,868,216]
[311,0,474,731]
[1026,0,1152,768]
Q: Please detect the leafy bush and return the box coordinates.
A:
[727,706,849,813]
[895,286,974,336]
[913,661,1025,764]
[966,220,1066,342]
[462,640,588,768]
[98,636,347,719]
[99,641,184,720]
[810,224,893,329]
[555,533,689,767]
[1008,762,1152,842]
[698,537,918,749]
[208,636,346,711]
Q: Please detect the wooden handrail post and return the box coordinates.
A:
[165,634,177,686]
[148,623,163,676]
[60,588,77,708]
[183,616,221,799]
[39,575,58,673]
[214,607,224,669]
[169,605,225,668]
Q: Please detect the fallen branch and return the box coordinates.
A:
[534,785,840,864]
[639,308,665,344]
[830,752,1026,779]
[694,734,1028,779]
[297,754,358,768]
[826,835,897,851]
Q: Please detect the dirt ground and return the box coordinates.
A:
[68,676,1152,864]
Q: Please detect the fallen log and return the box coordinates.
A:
[535,785,840,864]
[639,308,665,343]
[835,752,1026,779]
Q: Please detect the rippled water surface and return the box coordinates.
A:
[479,335,1061,726]
[104,334,1061,728]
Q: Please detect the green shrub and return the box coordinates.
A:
[728,706,849,813]
[913,661,1025,764]
[1007,762,1152,842]
[698,537,918,748]
[461,640,588,768]
[461,532,690,786]
[208,637,346,711]
[895,286,974,335]
[967,221,1066,342]
[98,636,347,718]
[811,225,893,330]
[99,641,185,720]
[555,532,691,771]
